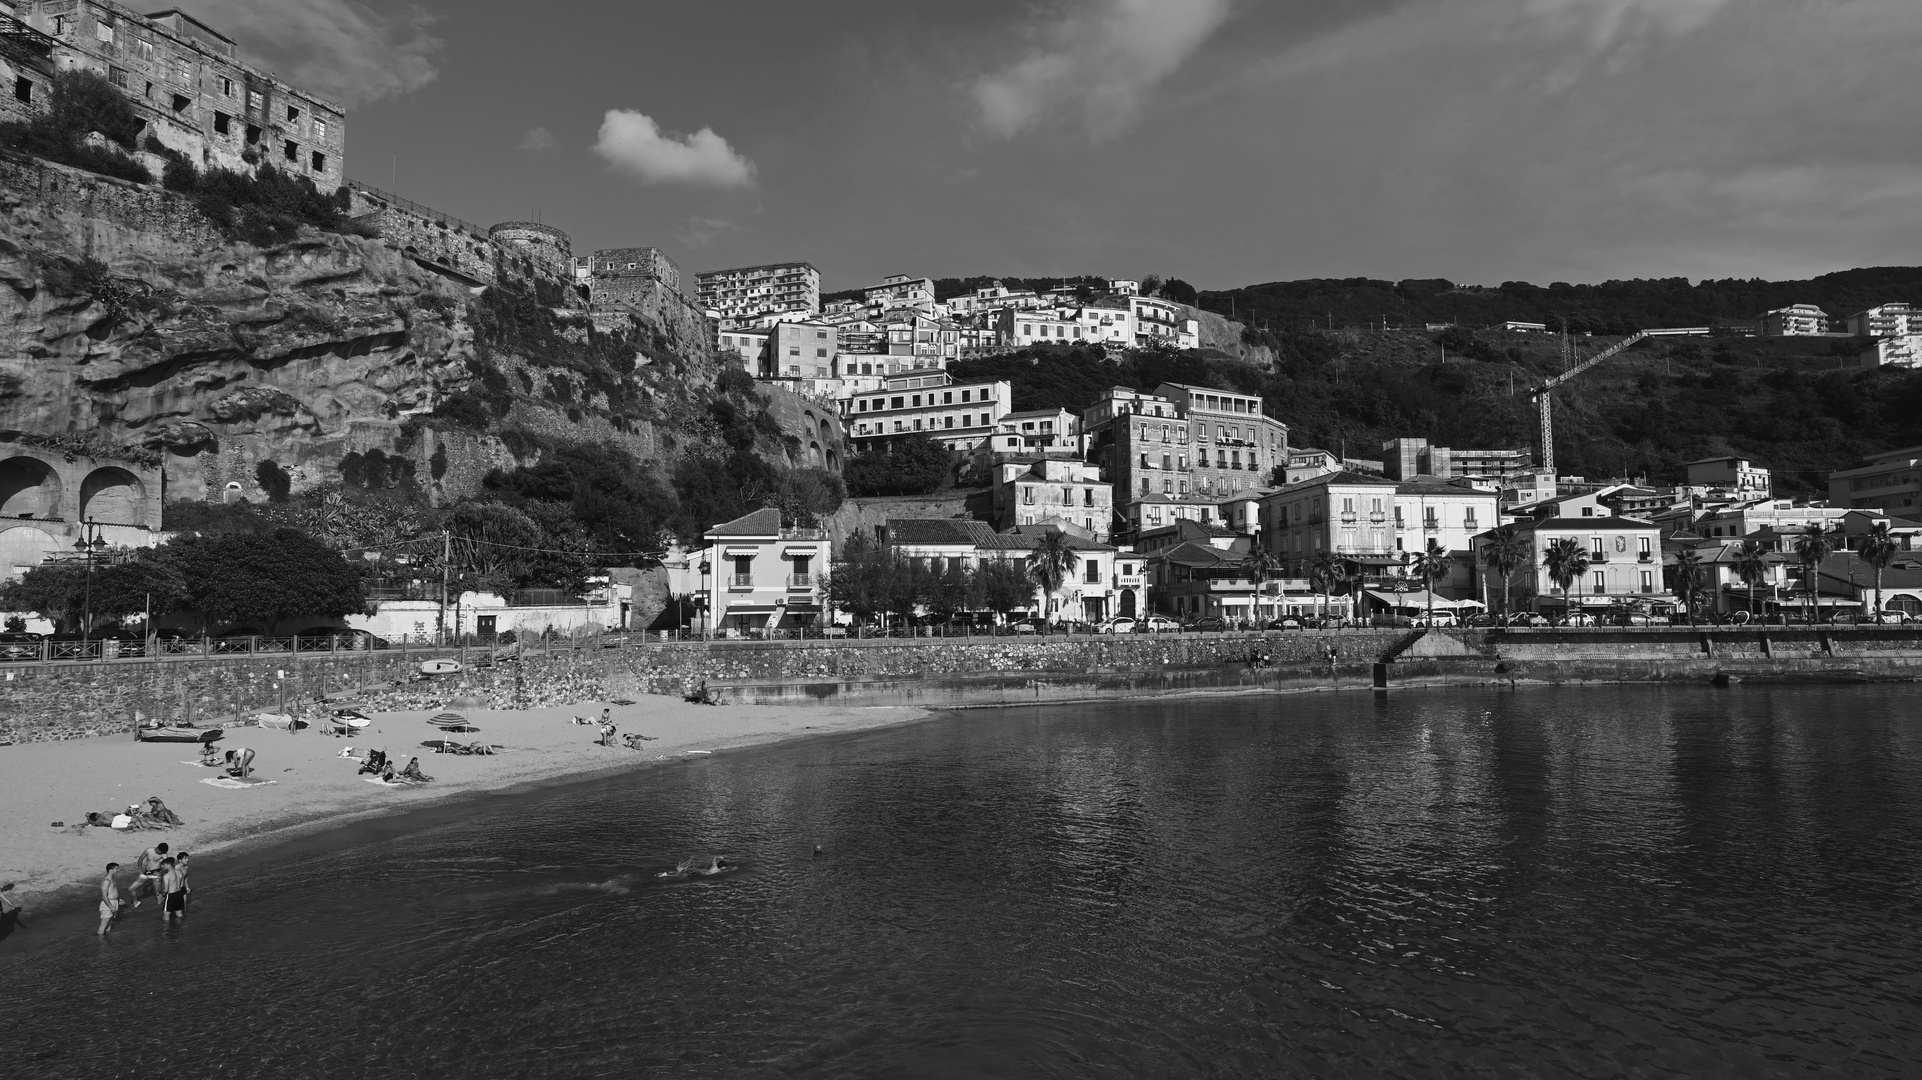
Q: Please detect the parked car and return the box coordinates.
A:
[0,632,44,661]
[1006,618,1043,635]
[1614,613,1658,626]
[1874,611,1915,625]
[1098,617,1138,635]
[1506,612,1549,627]
[1183,616,1227,633]
[1264,617,1303,631]
[1413,612,1457,628]
[1370,614,1414,628]
[1139,615,1181,633]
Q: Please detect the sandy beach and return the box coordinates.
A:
[0,696,927,913]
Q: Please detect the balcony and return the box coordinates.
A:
[781,527,827,541]
[1423,520,1440,532]
[788,573,815,590]
[729,574,755,590]
[1339,513,1358,525]
[1638,552,1654,563]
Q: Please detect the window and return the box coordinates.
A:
[175,58,192,84]
[788,347,800,357]
[911,394,921,407]
[314,118,327,140]
[961,390,972,402]
[214,111,231,135]
[1086,562,1101,584]
[1639,537,1652,554]
[1592,571,1606,594]
[942,392,952,404]
[287,105,301,123]
[221,77,234,97]
[1024,486,1035,505]
[890,397,904,409]
[1464,509,1477,529]
[172,93,191,113]
[1142,478,1152,494]
[1084,489,1095,506]
[283,140,298,162]
[944,416,954,428]
[108,67,129,90]
[52,15,72,35]
[1640,571,1654,593]
[1163,479,1174,493]
[13,77,30,105]
[248,89,264,111]
[1162,454,1172,470]
[1590,537,1604,556]
[96,19,115,43]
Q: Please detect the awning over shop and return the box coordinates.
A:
[1364,589,1460,609]
[723,546,760,557]
[783,546,821,557]
[783,603,823,614]
[722,604,779,616]
[1345,555,1405,566]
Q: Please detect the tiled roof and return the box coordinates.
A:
[1529,516,1658,530]
[1263,470,1398,498]
[1154,541,1240,567]
[886,518,979,545]
[705,507,782,537]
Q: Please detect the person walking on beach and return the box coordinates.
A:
[98,863,124,936]
[169,853,192,916]
[157,857,185,921]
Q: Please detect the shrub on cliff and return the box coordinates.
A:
[843,433,952,497]
[0,70,152,184]
[175,164,351,245]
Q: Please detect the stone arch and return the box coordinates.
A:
[79,466,147,526]
[0,525,60,578]
[0,456,63,518]
[808,441,823,466]
[819,418,833,446]
[825,447,839,472]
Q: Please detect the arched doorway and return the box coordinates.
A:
[80,466,147,525]
[0,525,60,580]
[807,441,823,466]
[1119,589,1137,618]
[0,456,62,518]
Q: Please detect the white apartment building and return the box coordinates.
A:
[863,274,936,315]
[996,309,1082,348]
[1131,296,1200,349]
[696,262,821,326]
[1478,516,1667,615]
[841,371,1010,451]
[1693,500,1850,541]
[716,328,770,371]
[764,322,838,380]
[1758,304,1829,337]
[1260,472,1498,595]
[701,508,829,635]
[1845,303,1922,338]
[1859,335,1922,369]
[1828,446,1922,514]
[984,409,1081,458]
[1683,456,1771,497]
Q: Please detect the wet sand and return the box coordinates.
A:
[0,696,926,914]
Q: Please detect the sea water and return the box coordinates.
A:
[4,684,1922,1078]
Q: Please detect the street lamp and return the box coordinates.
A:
[73,522,107,652]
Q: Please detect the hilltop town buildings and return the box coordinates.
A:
[1,1,345,189]
[841,371,1010,452]
[696,262,821,328]
[1758,304,1830,337]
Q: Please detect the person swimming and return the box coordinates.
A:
[696,856,730,876]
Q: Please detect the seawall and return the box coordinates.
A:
[0,631,1397,745]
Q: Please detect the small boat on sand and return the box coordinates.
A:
[419,659,462,676]
[137,724,224,744]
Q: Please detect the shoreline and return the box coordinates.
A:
[0,696,931,924]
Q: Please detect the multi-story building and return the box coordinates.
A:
[1845,303,1922,338]
[573,247,680,305]
[1830,446,1922,515]
[1859,336,1922,369]
[1260,471,1497,590]
[696,262,820,327]
[996,309,1082,349]
[1083,386,1193,503]
[1474,514,1667,616]
[884,312,959,366]
[1684,456,1771,497]
[715,328,770,372]
[1131,296,1200,349]
[883,518,1126,622]
[1153,383,1286,498]
[841,371,1009,452]
[701,507,829,636]
[767,322,837,381]
[1694,500,1850,541]
[1125,493,1223,534]
[982,409,1081,460]
[992,458,1112,541]
[1758,304,1829,337]
[1,2,345,188]
[862,274,935,316]
[1381,438,1530,484]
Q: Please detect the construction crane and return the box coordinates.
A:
[1531,327,1709,477]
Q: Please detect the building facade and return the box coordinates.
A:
[1758,305,1829,337]
[1476,516,1667,615]
[574,246,680,305]
[1859,335,1922,370]
[1,2,345,189]
[1683,456,1771,497]
[1829,445,1922,514]
[991,458,1112,541]
[768,322,838,380]
[696,262,820,327]
[841,371,1010,451]
[701,508,829,635]
[1845,303,1922,338]
[1153,383,1287,498]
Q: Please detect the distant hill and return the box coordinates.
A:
[1198,268,1922,335]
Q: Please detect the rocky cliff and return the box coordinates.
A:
[0,152,826,510]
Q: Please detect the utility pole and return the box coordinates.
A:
[440,529,450,646]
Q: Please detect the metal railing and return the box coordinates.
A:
[788,573,815,589]
[729,574,755,589]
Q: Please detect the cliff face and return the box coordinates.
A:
[0,153,473,502]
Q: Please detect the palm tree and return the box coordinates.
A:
[1671,546,1707,627]
[1732,540,1770,623]
[1479,524,1531,621]
[1792,523,1837,625]
[1027,529,1079,626]
[1336,558,1365,626]
[1860,522,1900,624]
[1309,550,1341,624]
[1247,541,1283,626]
[1541,537,1591,625]
[1411,538,1452,625]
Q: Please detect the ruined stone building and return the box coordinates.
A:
[573,246,680,306]
[0,1,345,189]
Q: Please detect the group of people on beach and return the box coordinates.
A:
[74,796,184,833]
[97,841,192,935]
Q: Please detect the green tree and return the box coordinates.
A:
[1308,550,1341,623]
[1671,546,1708,627]
[1859,522,1901,622]
[1792,523,1837,625]
[255,460,292,502]
[1411,538,1452,625]
[1733,539,1772,622]
[842,433,952,497]
[1026,530,1079,623]
[974,559,1032,622]
[1541,538,1591,624]
[1479,524,1531,619]
[0,553,187,632]
[162,529,368,629]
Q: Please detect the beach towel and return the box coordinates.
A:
[361,776,419,788]
[180,760,222,767]
[200,776,278,789]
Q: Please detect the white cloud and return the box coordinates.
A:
[519,127,556,154]
[185,0,440,107]
[591,110,755,187]
[974,0,1234,140]
[1520,0,1735,46]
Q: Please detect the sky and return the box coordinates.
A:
[191,0,1922,293]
